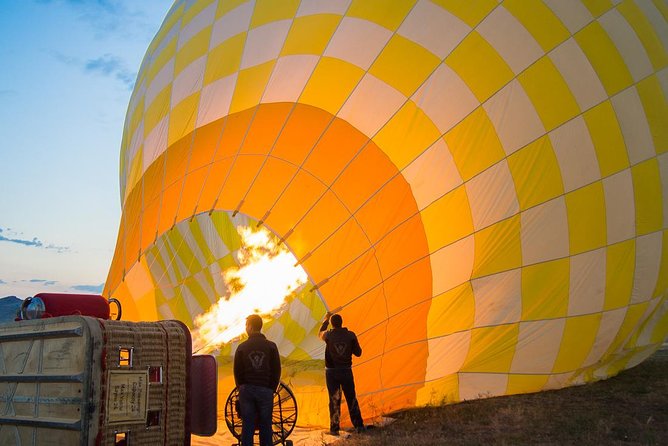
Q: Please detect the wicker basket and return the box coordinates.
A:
[0,316,194,446]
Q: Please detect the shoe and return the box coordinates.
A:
[328,430,339,436]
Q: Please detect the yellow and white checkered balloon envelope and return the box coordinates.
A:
[105,0,668,428]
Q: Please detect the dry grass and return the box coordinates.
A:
[332,350,668,446]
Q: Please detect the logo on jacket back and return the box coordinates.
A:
[334,342,347,357]
[249,351,265,370]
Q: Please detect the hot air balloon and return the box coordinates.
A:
[105,0,668,431]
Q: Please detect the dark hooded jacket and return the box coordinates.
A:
[323,327,362,369]
[234,332,281,390]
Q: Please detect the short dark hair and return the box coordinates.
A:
[246,314,263,331]
[331,314,343,328]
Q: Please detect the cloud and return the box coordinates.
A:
[36,0,131,27]
[36,0,161,90]
[35,0,168,44]
[4,279,106,299]
[85,54,122,75]
[72,283,105,293]
[27,279,58,286]
[0,227,70,253]
[52,51,78,66]
[1,234,43,248]
[36,0,164,43]
[85,55,135,88]
[50,50,135,89]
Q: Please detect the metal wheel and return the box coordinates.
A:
[225,381,298,445]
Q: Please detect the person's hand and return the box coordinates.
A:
[323,311,332,322]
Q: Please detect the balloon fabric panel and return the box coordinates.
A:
[106,0,668,428]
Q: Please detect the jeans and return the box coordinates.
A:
[325,368,364,432]
[238,384,274,446]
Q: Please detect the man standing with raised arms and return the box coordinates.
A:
[319,312,365,436]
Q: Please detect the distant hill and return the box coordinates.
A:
[0,296,22,323]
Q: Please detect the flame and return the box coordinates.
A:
[192,225,308,353]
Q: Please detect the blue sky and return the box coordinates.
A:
[0,0,170,298]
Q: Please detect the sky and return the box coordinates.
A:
[0,0,171,299]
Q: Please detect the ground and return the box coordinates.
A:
[194,348,668,446]
[331,348,668,446]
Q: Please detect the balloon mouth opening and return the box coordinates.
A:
[190,210,325,355]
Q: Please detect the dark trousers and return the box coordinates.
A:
[325,368,364,432]
[238,384,274,446]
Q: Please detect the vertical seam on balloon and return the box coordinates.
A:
[182,3,259,218]
[208,5,307,216]
[200,1,257,213]
[195,114,231,215]
[138,2,258,293]
[234,1,358,216]
[171,105,203,228]
[151,88,178,266]
[164,9,218,239]
[138,163,145,265]
[146,13,193,251]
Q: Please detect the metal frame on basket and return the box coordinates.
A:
[225,381,297,446]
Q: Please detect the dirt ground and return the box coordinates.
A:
[332,348,668,446]
[194,347,668,446]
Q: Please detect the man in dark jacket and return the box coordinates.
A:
[234,314,281,446]
[319,312,365,435]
